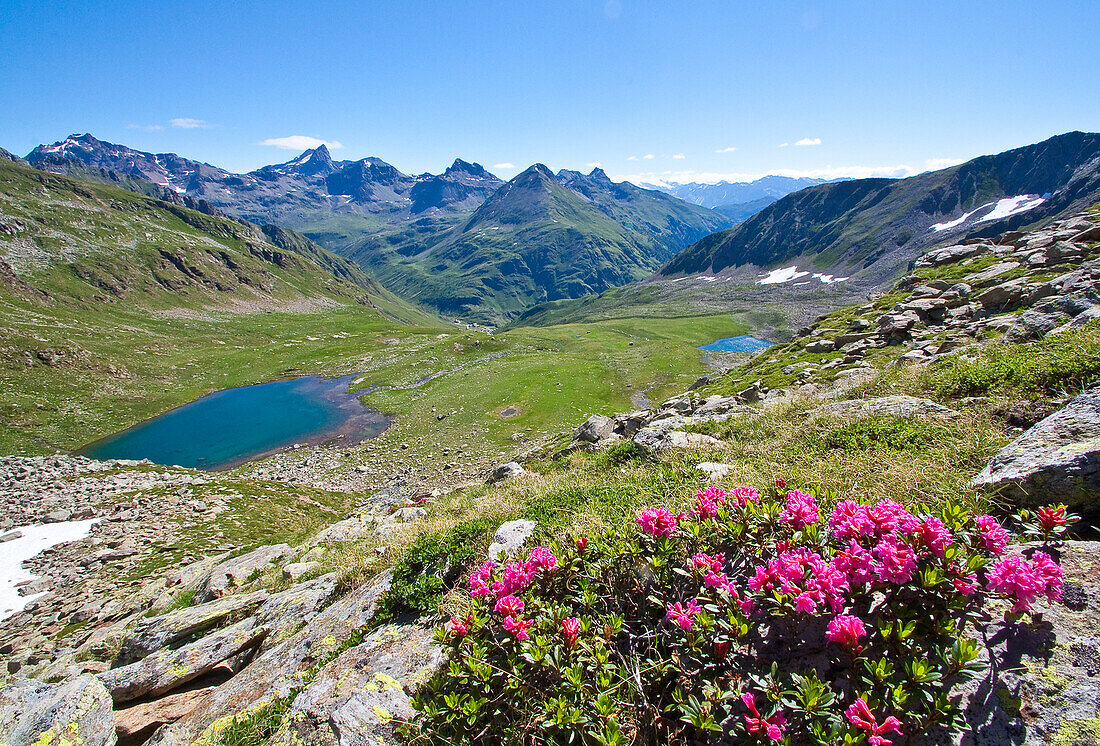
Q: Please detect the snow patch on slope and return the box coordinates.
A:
[757,266,849,285]
[931,194,1047,232]
[1,519,99,621]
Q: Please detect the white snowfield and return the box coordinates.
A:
[757,265,849,285]
[930,194,1047,232]
[0,519,99,622]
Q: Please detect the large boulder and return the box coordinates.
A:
[116,590,270,665]
[146,571,393,746]
[99,617,268,703]
[0,675,116,746]
[270,622,444,746]
[193,544,295,601]
[971,387,1100,510]
[573,414,616,443]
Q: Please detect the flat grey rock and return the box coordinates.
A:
[487,519,537,561]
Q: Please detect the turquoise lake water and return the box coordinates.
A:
[698,335,774,352]
[82,374,389,471]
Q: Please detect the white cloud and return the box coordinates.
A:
[794,137,822,147]
[627,155,639,161]
[170,118,212,129]
[778,142,790,148]
[259,135,344,151]
[585,162,602,169]
[493,162,515,170]
[924,157,964,170]
[672,153,685,160]
[617,164,918,187]
[715,146,738,153]
[643,153,655,160]
[125,124,163,131]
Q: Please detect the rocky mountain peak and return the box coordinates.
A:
[444,159,491,179]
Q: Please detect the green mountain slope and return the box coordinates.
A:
[663,131,1100,284]
[340,165,731,322]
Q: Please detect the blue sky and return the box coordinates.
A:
[1,0,1096,184]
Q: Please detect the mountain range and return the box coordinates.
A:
[25,134,731,321]
[662,131,1100,284]
[652,175,836,209]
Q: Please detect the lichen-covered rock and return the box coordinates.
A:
[971,386,1100,510]
[489,461,526,483]
[913,541,1100,746]
[146,571,393,746]
[114,686,215,744]
[0,675,116,746]
[270,622,444,746]
[99,617,267,703]
[116,590,269,664]
[193,544,295,602]
[254,573,342,651]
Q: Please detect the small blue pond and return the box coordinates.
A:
[81,374,389,471]
[698,335,774,353]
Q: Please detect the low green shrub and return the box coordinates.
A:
[410,482,1070,745]
[932,320,1100,399]
[379,518,496,617]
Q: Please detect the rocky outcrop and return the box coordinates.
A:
[270,623,443,746]
[913,541,1100,746]
[972,386,1100,510]
[146,571,392,745]
[812,396,957,420]
[193,544,295,602]
[0,675,116,746]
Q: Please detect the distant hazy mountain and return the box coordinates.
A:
[24,134,731,321]
[651,175,836,208]
[662,131,1100,285]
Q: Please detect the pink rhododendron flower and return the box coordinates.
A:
[742,692,787,741]
[775,477,787,489]
[526,546,558,571]
[826,614,867,654]
[846,699,902,746]
[696,486,728,504]
[831,539,876,586]
[692,552,725,574]
[730,486,761,506]
[738,596,756,616]
[704,571,729,589]
[494,595,524,618]
[468,560,496,597]
[561,616,580,648]
[502,615,533,641]
[492,561,538,598]
[1037,505,1068,531]
[953,572,979,596]
[575,536,588,552]
[794,593,817,613]
[666,599,702,630]
[868,500,919,536]
[829,500,874,540]
[872,534,918,585]
[916,517,953,557]
[976,514,1010,556]
[448,616,469,637]
[987,552,1063,612]
[638,507,680,537]
[780,489,819,529]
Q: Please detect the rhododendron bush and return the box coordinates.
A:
[410,483,1070,745]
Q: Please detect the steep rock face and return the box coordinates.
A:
[662,131,1100,285]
